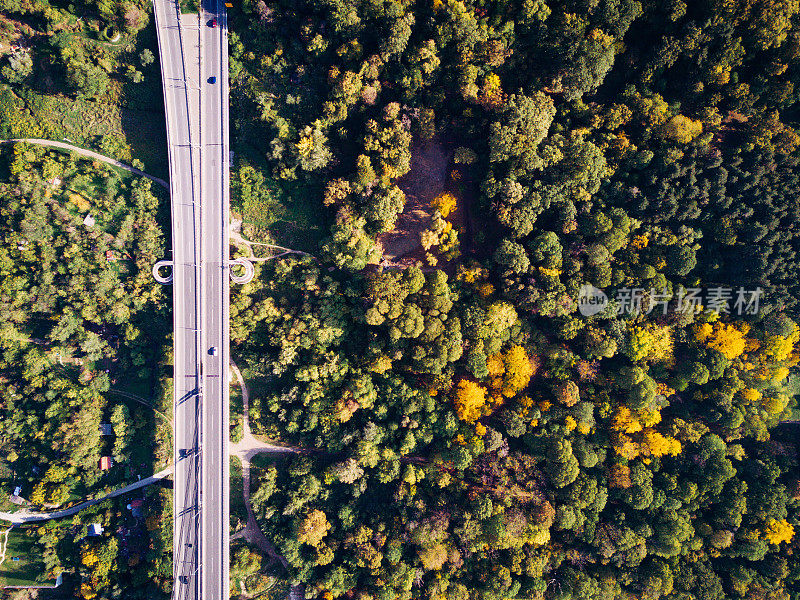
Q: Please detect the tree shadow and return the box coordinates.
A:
[118,14,169,182]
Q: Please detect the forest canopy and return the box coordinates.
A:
[5,0,800,597]
[222,0,800,599]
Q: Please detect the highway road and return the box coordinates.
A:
[153,0,231,594]
[199,0,231,598]
[151,1,202,599]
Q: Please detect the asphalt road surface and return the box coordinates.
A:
[153,0,230,595]
[199,0,231,597]
[152,1,201,598]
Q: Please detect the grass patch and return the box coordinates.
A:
[233,144,326,253]
[0,85,167,180]
[230,379,243,443]
[230,456,247,536]
[0,528,54,588]
[249,453,282,478]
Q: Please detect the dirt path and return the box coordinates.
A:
[229,360,305,600]
[229,360,295,569]
[230,225,312,262]
[0,526,12,566]
[229,362,301,457]
[0,465,174,524]
[0,138,169,189]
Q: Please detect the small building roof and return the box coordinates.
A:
[127,499,144,517]
[98,424,113,436]
[100,456,113,470]
[83,213,95,227]
[88,523,104,536]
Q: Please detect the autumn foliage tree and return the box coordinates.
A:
[454,380,487,422]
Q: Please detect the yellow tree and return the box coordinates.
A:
[763,325,799,361]
[694,321,747,359]
[478,72,504,109]
[298,509,331,547]
[763,519,794,545]
[640,429,681,457]
[454,380,487,422]
[661,115,703,143]
[431,192,457,218]
[418,543,449,570]
[612,406,642,434]
[487,345,534,398]
[625,324,674,364]
[502,345,534,397]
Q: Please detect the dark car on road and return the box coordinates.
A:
[208,76,216,84]
[208,18,217,27]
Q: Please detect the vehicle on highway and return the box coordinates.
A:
[179,448,189,459]
[208,76,217,84]
[179,575,189,584]
[209,346,218,356]
[208,18,217,27]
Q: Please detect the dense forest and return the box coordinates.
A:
[5,0,800,598]
[226,0,800,599]
[0,145,173,596]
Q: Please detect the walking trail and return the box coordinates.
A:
[229,360,305,600]
[0,465,174,524]
[229,360,295,570]
[0,526,11,566]
[230,220,312,263]
[0,139,169,189]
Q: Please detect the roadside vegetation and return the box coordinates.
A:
[0,143,172,598]
[0,0,167,178]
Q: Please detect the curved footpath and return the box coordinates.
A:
[229,360,304,600]
[229,360,295,568]
[0,139,169,190]
[0,465,174,524]
[0,527,11,565]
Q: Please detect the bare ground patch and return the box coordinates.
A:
[377,137,451,261]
